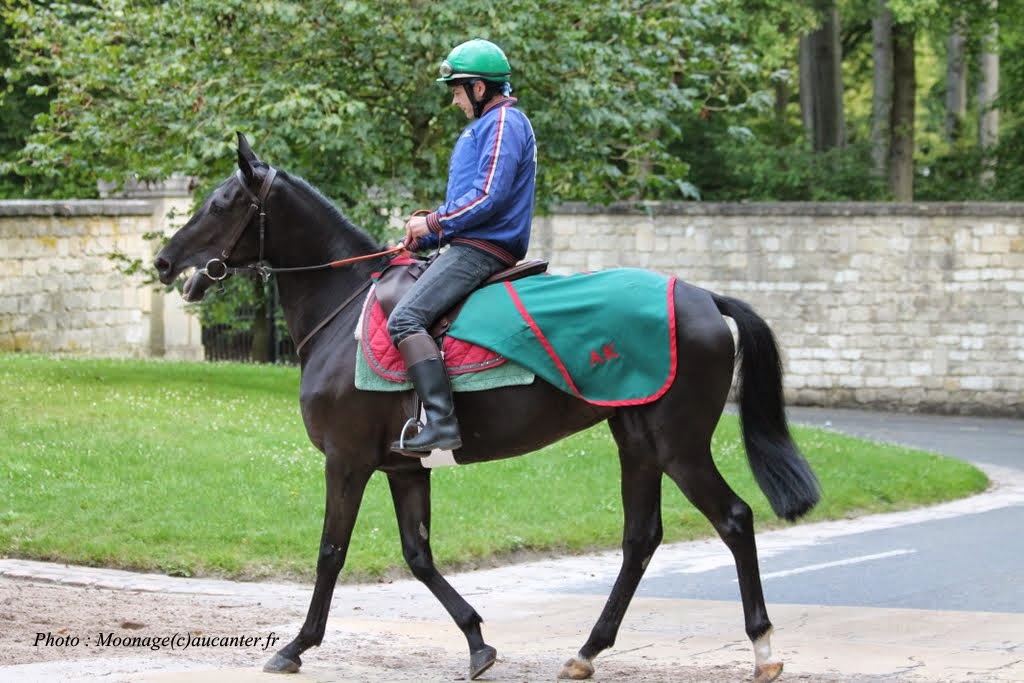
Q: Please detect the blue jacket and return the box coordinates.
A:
[421,97,536,264]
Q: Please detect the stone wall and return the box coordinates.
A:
[3,197,1020,415]
[527,202,1023,417]
[0,185,201,359]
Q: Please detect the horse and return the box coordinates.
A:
[154,134,820,682]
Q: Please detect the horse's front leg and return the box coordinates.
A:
[387,469,497,680]
[560,444,663,680]
[264,455,373,674]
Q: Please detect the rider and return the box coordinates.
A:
[387,38,538,457]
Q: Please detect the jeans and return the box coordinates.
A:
[387,243,509,345]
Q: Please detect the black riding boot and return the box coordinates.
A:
[392,333,462,457]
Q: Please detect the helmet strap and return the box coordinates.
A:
[463,81,486,119]
[462,79,509,118]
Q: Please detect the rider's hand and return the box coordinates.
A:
[402,215,430,251]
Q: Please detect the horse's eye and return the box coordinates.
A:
[209,202,226,216]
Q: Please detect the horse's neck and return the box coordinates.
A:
[267,189,384,356]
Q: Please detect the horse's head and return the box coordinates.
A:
[154,133,275,302]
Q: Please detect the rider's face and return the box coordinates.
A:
[450,81,485,119]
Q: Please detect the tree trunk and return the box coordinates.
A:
[945,16,968,142]
[799,0,846,151]
[978,1,999,184]
[249,281,272,363]
[889,22,915,201]
[871,0,894,179]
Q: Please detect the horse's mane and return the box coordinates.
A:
[275,166,382,253]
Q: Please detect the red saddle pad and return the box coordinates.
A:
[359,289,506,383]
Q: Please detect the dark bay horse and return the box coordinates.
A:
[154,134,820,683]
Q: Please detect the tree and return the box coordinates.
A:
[978,0,1000,184]
[4,0,1022,211]
[989,0,1024,198]
[871,0,894,179]
[0,8,85,198]
[888,19,915,200]
[945,14,968,142]
[0,0,786,216]
[800,0,847,151]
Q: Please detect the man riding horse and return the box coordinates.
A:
[388,38,538,457]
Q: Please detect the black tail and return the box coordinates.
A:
[712,293,821,521]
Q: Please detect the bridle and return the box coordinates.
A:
[193,166,406,356]
[195,167,403,284]
[195,167,277,283]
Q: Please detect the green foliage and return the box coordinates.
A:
[732,141,888,201]
[0,10,89,197]
[914,143,990,201]
[0,0,794,216]
[2,0,1021,210]
[683,0,1024,202]
[677,109,888,201]
[192,276,264,332]
[0,354,989,580]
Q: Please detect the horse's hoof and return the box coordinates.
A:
[558,656,594,680]
[263,652,301,674]
[754,661,783,683]
[469,644,497,679]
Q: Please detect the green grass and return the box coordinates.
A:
[0,353,989,582]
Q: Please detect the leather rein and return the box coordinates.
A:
[194,166,405,356]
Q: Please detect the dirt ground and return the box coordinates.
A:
[0,573,856,683]
[0,576,297,669]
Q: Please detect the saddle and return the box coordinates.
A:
[374,256,548,337]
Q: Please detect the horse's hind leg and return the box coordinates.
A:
[265,456,373,673]
[386,469,497,680]
[653,419,781,683]
[649,286,781,682]
[560,439,663,680]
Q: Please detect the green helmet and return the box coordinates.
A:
[437,39,511,83]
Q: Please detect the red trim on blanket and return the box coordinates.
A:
[503,280,585,399]
[623,275,679,406]
[505,276,679,407]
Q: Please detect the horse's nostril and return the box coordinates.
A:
[154,257,176,283]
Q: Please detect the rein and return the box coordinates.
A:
[256,243,407,280]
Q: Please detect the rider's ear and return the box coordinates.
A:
[237,132,259,182]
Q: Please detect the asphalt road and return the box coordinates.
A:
[567,406,1024,613]
[786,406,1024,470]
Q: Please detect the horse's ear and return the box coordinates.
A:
[236,132,259,182]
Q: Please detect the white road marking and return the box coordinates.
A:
[757,549,916,581]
